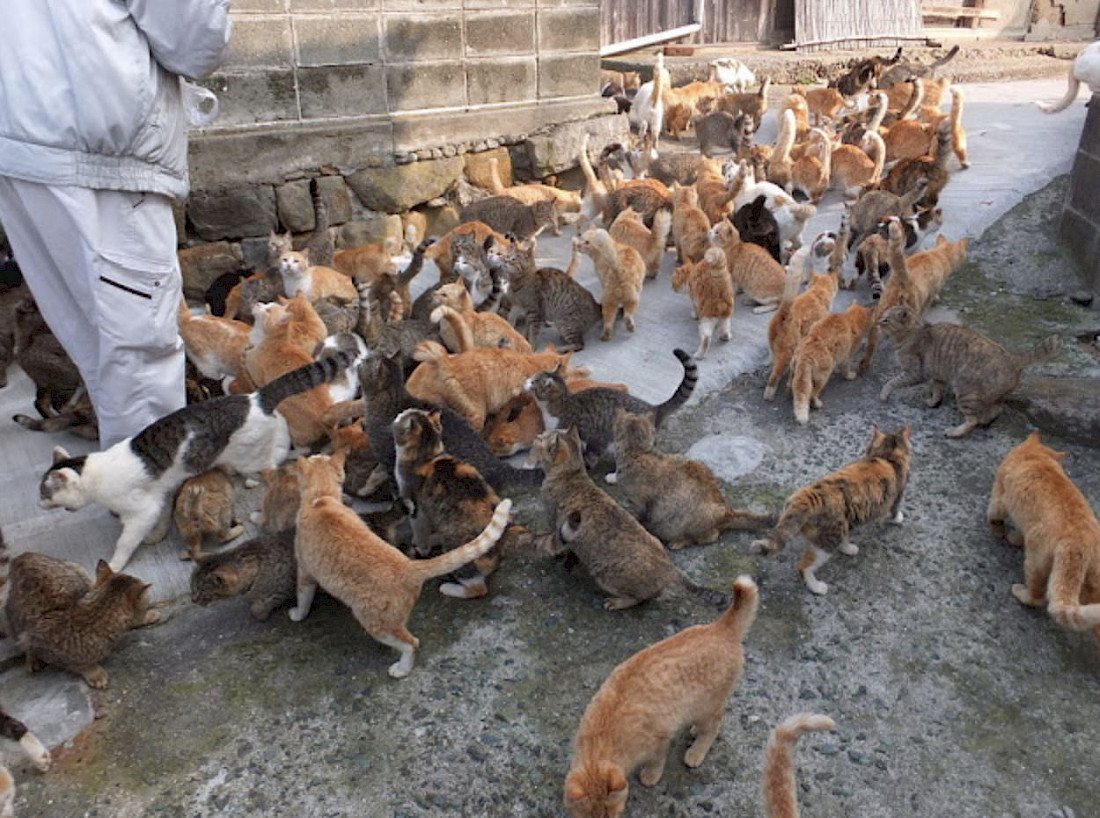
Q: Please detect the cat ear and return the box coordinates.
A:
[901,424,912,442]
[94,560,113,586]
[329,447,347,474]
[52,446,71,464]
[564,782,586,803]
[126,581,152,608]
[605,768,628,800]
[567,425,583,448]
[427,409,443,430]
[935,235,947,246]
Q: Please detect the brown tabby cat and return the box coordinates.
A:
[5,554,159,688]
[753,425,912,595]
[609,411,773,548]
[190,529,297,621]
[563,576,758,818]
[460,196,559,240]
[529,427,728,610]
[878,306,1061,437]
[671,184,711,263]
[250,462,300,534]
[671,246,734,359]
[292,451,511,678]
[695,111,754,159]
[173,469,244,560]
[715,77,770,120]
[602,178,674,229]
[574,228,645,341]
[708,220,786,313]
[608,207,672,279]
[988,431,1100,645]
[427,221,507,283]
[790,301,875,425]
[763,713,837,818]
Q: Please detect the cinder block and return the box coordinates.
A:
[465,11,535,56]
[1069,151,1100,221]
[223,17,294,69]
[290,0,379,9]
[537,54,599,99]
[295,15,381,66]
[299,65,388,118]
[198,70,299,127]
[387,61,466,111]
[383,15,463,61]
[537,7,600,52]
[466,57,536,106]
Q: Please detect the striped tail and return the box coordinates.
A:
[654,349,698,425]
[408,500,512,583]
[477,269,504,314]
[256,350,356,414]
[398,238,434,288]
[763,713,836,818]
[679,575,732,609]
[1014,335,1061,370]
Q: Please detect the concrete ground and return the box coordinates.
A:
[1,78,1099,817]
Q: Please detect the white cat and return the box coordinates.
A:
[629,52,669,148]
[710,57,756,93]
[1036,41,1100,113]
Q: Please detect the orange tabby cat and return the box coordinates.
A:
[332,238,398,283]
[564,576,758,818]
[788,128,831,203]
[431,281,532,353]
[778,92,810,140]
[292,451,511,678]
[790,302,875,424]
[791,85,851,123]
[765,267,839,401]
[828,131,885,197]
[762,713,836,818]
[250,462,300,534]
[708,220,786,313]
[486,156,582,213]
[405,341,585,431]
[574,228,646,341]
[988,431,1100,647]
[694,162,738,224]
[176,299,251,385]
[671,246,734,359]
[671,184,712,263]
[279,250,357,303]
[608,207,672,279]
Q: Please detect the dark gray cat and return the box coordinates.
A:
[460,197,558,240]
[695,112,754,158]
[190,530,297,621]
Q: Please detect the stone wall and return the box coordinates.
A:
[1060,94,1100,295]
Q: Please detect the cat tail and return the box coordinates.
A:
[762,713,836,818]
[651,208,674,256]
[256,350,356,414]
[408,499,512,583]
[1013,335,1062,371]
[413,340,449,363]
[1036,65,1081,113]
[430,306,476,353]
[678,575,732,609]
[929,43,960,71]
[397,239,434,289]
[719,507,777,532]
[653,349,698,425]
[791,356,812,425]
[477,269,504,313]
[0,710,51,772]
[716,574,759,632]
[480,457,544,491]
[1047,548,1100,629]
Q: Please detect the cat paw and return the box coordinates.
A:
[804,577,829,596]
[751,538,777,555]
[439,582,478,599]
[637,760,666,787]
[891,510,905,525]
[288,606,309,622]
[20,734,52,772]
[243,477,261,489]
[143,609,163,626]
[763,385,776,402]
[388,659,413,679]
[603,471,618,485]
[603,596,639,611]
[249,510,264,524]
[684,745,710,768]
[1012,584,1042,607]
[838,541,859,556]
[82,666,109,689]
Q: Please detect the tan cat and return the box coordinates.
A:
[791,85,851,123]
[881,118,935,163]
[778,92,811,140]
[828,131,886,197]
[764,267,839,401]
[762,713,837,818]
[249,462,300,534]
[426,222,507,283]
[671,246,734,359]
[292,451,511,678]
[173,469,244,560]
[608,207,672,279]
[404,341,585,430]
[564,576,758,818]
[788,128,831,203]
[766,109,798,189]
[176,299,252,385]
[574,228,646,341]
[988,431,1100,647]
[430,281,532,353]
[790,301,876,424]
[486,157,582,213]
[671,184,712,263]
[332,238,399,283]
[279,250,357,303]
[708,220,786,313]
[694,162,738,224]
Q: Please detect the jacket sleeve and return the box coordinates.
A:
[126,0,233,80]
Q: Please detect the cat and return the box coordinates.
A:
[314,332,368,404]
[663,101,693,140]
[529,427,729,611]
[672,183,713,264]
[602,179,674,229]
[573,228,645,341]
[766,109,797,189]
[790,301,876,424]
[223,269,285,322]
[854,207,943,298]
[732,196,786,265]
[710,57,756,92]
[1035,40,1100,113]
[762,714,837,818]
[608,411,773,548]
[267,229,294,270]
[427,221,507,284]
[431,303,531,354]
[715,77,770,121]
[631,52,669,149]
[356,297,440,374]
[0,764,10,818]
[779,92,811,141]
[753,425,912,595]
[447,230,497,309]
[524,348,696,466]
[279,249,358,306]
[847,179,929,253]
[878,121,952,207]
[831,47,902,98]
[291,450,511,678]
[765,264,841,401]
[460,196,559,240]
[203,269,251,317]
[828,131,886,198]
[694,161,739,224]
[332,237,399,284]
[788,128,831,204]
[173,469,244,560]
[695,111,754,158]
[645,153,712,187]
[0,705,52,772]
[607,207,672,279]
[177,299,252,385]
[329,419,377,499]
[878,305,1061,437]
[190,529,297,621]
[250,462,300,533]
[987,431,1100,645]
[302,179,335,268]
[563,576,757,818]
[0,276,29,389]
[671,246,734,359]
[5,554,159,688]
[946,87,970,169]
[791,85,852,123]
[709,219,785,312]
[361,238,434,324]
[393,409,529,599]
[432,277,525,348]
[877,44,957,90]
[485,156,582,213]
[38,351,356,571]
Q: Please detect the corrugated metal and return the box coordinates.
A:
[794,0,924,51]
[600,0,770,47]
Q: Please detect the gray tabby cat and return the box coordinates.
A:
[460,196,559,240]
[38,351,358,572]
[236,269,285,320]
[695,112,754,159]
[878,305,1062,437]
[190,530,297,621]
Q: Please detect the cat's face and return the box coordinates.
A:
[280,251,308,278]
[563,762,629,818]
[524,369,566,404]
[485,237,524,274]
[268,231,293,264]
[708,219,737,248]
[485,396,541,456]
[191,559,246,606]
[433,281,468,311]
[39,447,89,512]
[878,305,918,336]
[525,428,583,471]
[392,408,444,458]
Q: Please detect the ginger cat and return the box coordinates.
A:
[574,228,645,341]
[671,184,712,263]
[292,451,511,678]
[694,162,738,225]
[427,222,507,283]
[754,425,912,595]
[791,85,852,123]
[279,250,357,303]
[778,92,810,140]
[765,267,839,401]
[881,118,934,163]
[671,246,734,359]
[766,108,798,189]
[790,301,875,424]
[788,128,831,203]
[988,431,1100,647]
[431,280,532,353]
[762,713,836,818]
[708,220,786,313]
[608,207,672,279]
[250,462,300,534]
[177,300,251,385]
[563,576,758,818]
[332,238,399,283]
[405,341,584,431]
[173,469,244,560]
[829,131,885,197]
[486,156,582,213]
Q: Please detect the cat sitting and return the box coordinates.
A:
[173,469,244,560]
[278,249,357,304]
[190,530,297,621]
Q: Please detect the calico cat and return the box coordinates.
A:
[177,299,252,384]
[709,219,785,312]
[608,411,773,548]
[173,469,244,560]
[190,529,297,621]
[393,409,528,599]
[5,554,159,688]
[765,265,840,402]
[291,451,511,678]
[574,228,646,341]
[848,179,929,252]
[878,306,1061,437]
[278,250,357,303]
[607,207,672,280]
[431,281,531,353]
[529,427,729,610]
[695,112,754,158]
[564,576,757,818]
[987,431,1100,644]
[671,246,734,359]
[790,301,875,424]
[854,207,943,298]
[762,714,836,818]
[524,349,696,465]
[460,196,558,240]
[753,425,912,595]
[0,706,52,772]
[38,351,356,571]
[671,184,711,264]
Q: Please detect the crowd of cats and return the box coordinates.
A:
[1,43,1099,818]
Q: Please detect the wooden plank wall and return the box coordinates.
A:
[794,0,924,51]
[600,0,770,47]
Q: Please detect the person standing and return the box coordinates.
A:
[0,1,233,447]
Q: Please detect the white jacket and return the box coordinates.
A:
[0,0,232,199]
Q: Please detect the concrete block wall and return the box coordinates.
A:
[1060,94,1100,294]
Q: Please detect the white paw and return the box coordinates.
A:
[388,661,411,679]
[839,541,859,556]
[891,510,905,525]
[244,477,260,489]
[604,472,619,485]
[439,582,467,598]
[805,577,829,595]
[249,510,263,524]
[107,558,126,574]
[288,606,308,622]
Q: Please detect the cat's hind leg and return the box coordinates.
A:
[599,300,618,341]
[798,545,831,595]
[78,664,109,689]
[439,573,489,599]
[684,706,725,768]
[926,380,947,407]
[603,595,641,611]
[373,627,420,679]
[622,296,639,333]
[1013,547,1050,608]
[694,319,716,360]
[288,575,318,622]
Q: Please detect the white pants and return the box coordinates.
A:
[0,177,185,448]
